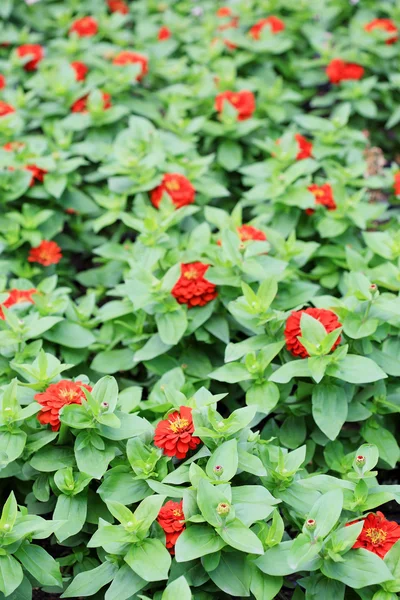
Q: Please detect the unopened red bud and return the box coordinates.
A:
[213,465,223,476]
[305,518,316,530]
[356,455,366,466]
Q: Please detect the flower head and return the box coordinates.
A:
[71,92,111,113]
[284,307,342,358]
[250,16,285,40]
[215,90,256,121]
[36,380,92,431]
[25,164,48,187]
[0,288,36,320]
[17,44,44,71]
[3,141,25,152]
[0,101,15,117]
[349,512,400,558]
[172,262,217,308]
[107,0,129,13]
[394,173,400,196]
[154,406,201,459]
[150,173,195,209]
[158,26,171,41]
[70,16,98,37]
[306,183,336,214]
[326,59,364,84]
[28,240,62,266]
[112,51,148,80]
[295,133,313,160]
[216,7,232,17]
[237,224,267,242]
[71,61,88,81]
[157,500,185,554]
[0,75,6,90]
[364,19,398,44]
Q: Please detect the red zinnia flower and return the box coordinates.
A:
[394,173,400,196]
[250,16,285,40]
[3,141,25,151]
[71,61,88,81]
[326,59,364,84]
[237,224,267,242]
[0,101,15,117]
[172,262,217,308]
[17,44,44,71]
[0,288,36,320]
[306,183,336,215]
[28,240,62,266]
[107,0,129,14]
[154,406,201,459]
[0,75,6,90]
[284,307,342,358]
[295,133,313,160]
[25,165,48,187]
[112,51,148,81]
[36,380,92,431]
[150,173,195,209]
[157,500,185,555]
[215,90,256,121]
[349,512,400,558]
[71,91,111,113]
[69,16,98,37]
[217,7,232,17]
[158,26,171,41]
[364,18,398,44]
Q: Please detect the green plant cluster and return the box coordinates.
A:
[1,0,400,599]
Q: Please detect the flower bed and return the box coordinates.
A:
[1,0,400,599]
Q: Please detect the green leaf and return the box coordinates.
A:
[321,549,394,589]
[0,554,23,596]
[250,566,283,600]
[217,140,243,172]
[15,545,62,588]
[156,310,188,345]
[269,359,312,383]
[53,493,87,542]
[209,551,251,597]
[327,355,387,384]
[306,489,343,540]
[312,384,348,440]
[104,564,145,600]
[209,362,251,383]
[175,525,226,562]
[62,560,118,597]
[217,519,264,555]
[206,439,238,482]
[162,576,192,600]
[0,492,17,531]
[124,538,171,582]
[362,421,400,468]
[246,381,280,415]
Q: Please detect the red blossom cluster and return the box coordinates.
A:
[171,262,217,308]
[284,307,342,358]
[36,380,92,431]
[154,406,201,459]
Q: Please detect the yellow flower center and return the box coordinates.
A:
[183,268,198,280]
[59,389,78,401]
[169,417,189,433]
[166,179,180,191]
[313,189,324,198]
[173,509,183,517]
[365,528,387,545]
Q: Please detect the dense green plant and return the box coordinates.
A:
[0,0,400,598]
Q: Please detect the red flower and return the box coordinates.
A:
[326,59,365,84]
[250,16,285,40]
[150,173,195,209]
[158,26,171,41]
[215,90,256,121]
[0,101,15,117]
[171,262,217,308]
[295,133,313,160]
[0,75,6,90]
[217,16,239,32]
[71,61,88,81]
[157,500,185,554]
[113,51,148,80]
[217,7,232,17]
[306,183,336,215]
[25,165,48,187]
[394,173,400,196]
[154,406,201,459]
[35,380,92,431]
[349,512,400,558]
[237,224,267,242]
[17,44,44,71]
[0,288,36,320]
[107,0,129,14]
[284,307,342,358]
[71,92,111,113]
[3,141,25,152]
[28,240,62,266]
[364,18,398,44]
[69,17,98,37]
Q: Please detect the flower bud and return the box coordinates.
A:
[355,455,366,467]
[370,284,378,296]
[100,401,109,412]
[2,524,10,531]
[213,465,223,476]
[305,518,316,530]
[217,502,230,516]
